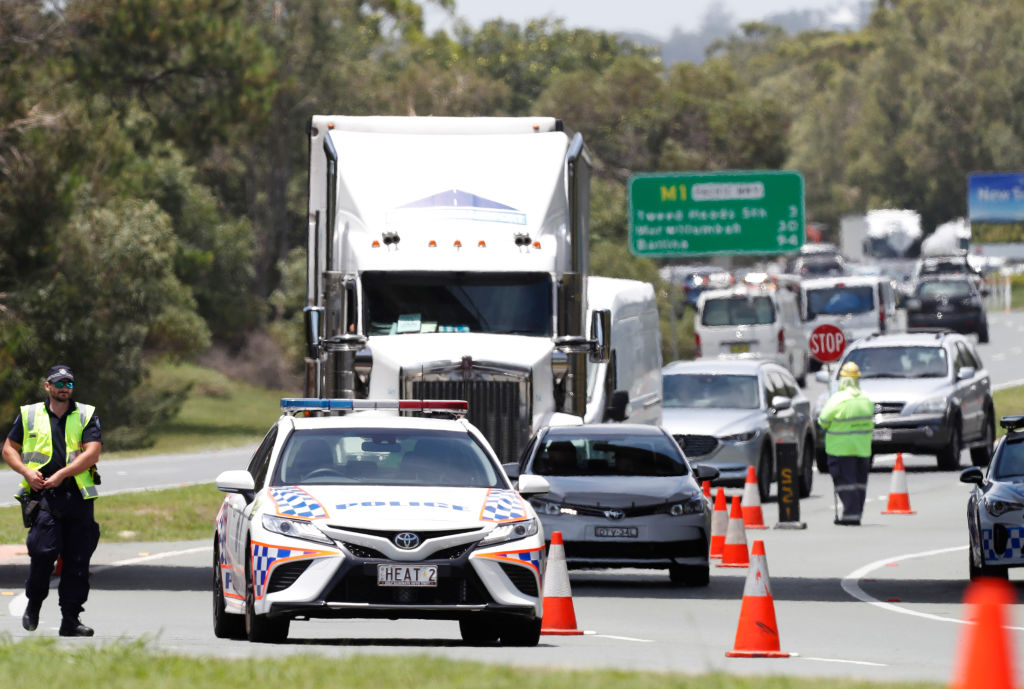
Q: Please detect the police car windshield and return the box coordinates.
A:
[273,429,505,488]
[992,437,1024,480]
[663,374,760,410]
[362,271,552,336]
[844,346,948,379]
[532,436,687,477]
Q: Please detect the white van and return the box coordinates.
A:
[695,283,809,386]
[800,276,903,361]
[584,277,663,425]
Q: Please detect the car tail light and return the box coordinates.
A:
[777,329,785,354]
[879,307,885,331]
[695,333,702,357]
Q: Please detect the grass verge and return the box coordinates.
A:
[0,638,946,689]
[994,384,1024,438]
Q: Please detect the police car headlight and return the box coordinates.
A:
[905,395,947,415]
[478,518,539,546]
[984,497,1024,517]
[719,430,759,443]
[262,514,334,546]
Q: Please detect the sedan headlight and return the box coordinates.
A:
[530,497,577,516]
[262,514,334,546]
[719,430,759,443]
[904,395,947,415]
[667,496,706,516]
[984,496,1024,517]
[478,518,539,546]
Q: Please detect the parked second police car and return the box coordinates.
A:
[213,398,550,646]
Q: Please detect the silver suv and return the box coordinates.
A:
[815,331,993,471]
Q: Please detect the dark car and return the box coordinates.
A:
[905,277,989,342]
[960,416,1024,580]
[662,265,734,310]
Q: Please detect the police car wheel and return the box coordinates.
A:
[459,615,500,644]
[499,616,542,646]
[968,547,1007,581]
[244,540,290,643]
[212,543,245,639]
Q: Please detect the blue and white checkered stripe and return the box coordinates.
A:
[250,543,326,599]
[270,486,328,520]
[476,546,545,577]
[479,489,527,522]
[982,526,1024,562]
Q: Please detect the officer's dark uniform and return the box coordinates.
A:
[8,399,101,624]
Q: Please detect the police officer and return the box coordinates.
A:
[1,364,101,636]
[817,361,874,525]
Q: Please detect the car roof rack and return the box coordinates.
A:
[280,398,468,419]
[1000,416,1024,432]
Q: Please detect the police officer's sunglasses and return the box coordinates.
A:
[53,380,74,389]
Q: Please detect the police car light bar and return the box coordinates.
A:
[1000,415,1024,431]
[280,398,469,415]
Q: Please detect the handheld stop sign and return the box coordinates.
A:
[808,324,846,364]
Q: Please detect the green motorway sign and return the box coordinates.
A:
[628,170,805,257]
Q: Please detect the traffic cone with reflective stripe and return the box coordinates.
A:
[726,539,792,658]
[882,453,915,515]
[540,531,584,635]
[710,487,728,560]
[951,577,1016,689]
[718,496,749,568]
[741,466,767,529]
[702,480,711,500]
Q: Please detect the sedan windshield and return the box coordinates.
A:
[272,428,504,488]
[362,271,552,336]
[844,346,948,379]
[663,373,760,410]
[532,434,688,477]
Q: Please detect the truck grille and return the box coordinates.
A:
[673,435,718,457]
[405,372,531,461]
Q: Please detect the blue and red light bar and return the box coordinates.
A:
[280,398,468,414]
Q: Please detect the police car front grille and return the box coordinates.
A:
[267,560,311,594]
[498,563,538,596]
[343,542,386,559]
[674,435,718,457]
[874,402,905,415]
[326,562,492,605]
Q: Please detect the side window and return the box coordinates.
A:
[248,425,278,489]
[518,436,538,471]
[766,371,786,403]
[967,343,983,370]
[955,342,979,370]
[779,370,799,398]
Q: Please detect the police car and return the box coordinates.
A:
[961,416,1024,580]
[212,398,550,645]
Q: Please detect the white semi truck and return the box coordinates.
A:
[301,116,661,461]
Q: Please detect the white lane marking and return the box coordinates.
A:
[994,377,1024,391]
[8,545,211,618]
[802,656,888,667]
[841,545,1024,630]
[594,634,654,642]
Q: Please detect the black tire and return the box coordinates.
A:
[213,543,245,639]
[937,422,962,471]
[669,563,710,587]
[459,615,500,644]
[757,444,773,502]
[799,436,814,498]
[978,321,990,344]
[499,617,542,647]
[968,547,1008,581]
[815,442,829,474]
[970,412,995,467]
[245,541,290,643]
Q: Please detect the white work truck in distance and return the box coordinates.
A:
[301,116,662,461]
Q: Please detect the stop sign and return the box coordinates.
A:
[809,324,846,363]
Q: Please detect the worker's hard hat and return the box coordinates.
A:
[839,361,861,378]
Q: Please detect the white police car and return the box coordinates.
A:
[213,398,550,645]
[961,415,1024,580]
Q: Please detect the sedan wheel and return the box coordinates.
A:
[970,414,995,467]
[245,541,290,643]
[937,423,961,471]
[757,444,773,502]
[212,543,245,639]
[799,438,814,498]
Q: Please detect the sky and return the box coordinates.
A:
[423,0,862,41]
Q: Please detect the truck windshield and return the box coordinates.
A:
[362,271,552,336]
[806,286,874,317]
[701,296,775,326]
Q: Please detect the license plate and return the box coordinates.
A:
[595,526,638,538]
[377,564,437,587]
[873,428,892,441]
[729,343,750,354]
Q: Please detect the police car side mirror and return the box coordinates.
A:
[517,474,550,496]
[216,469,256,503]
[959,466,984,485]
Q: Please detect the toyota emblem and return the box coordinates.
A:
[603,509,625,520]
[394,532,420,549]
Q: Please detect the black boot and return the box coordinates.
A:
[22,599,41,631]
[59,617,94,637]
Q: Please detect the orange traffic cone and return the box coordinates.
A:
[741,466,767,529]
[882,453,915,515]
[951,577,1016,689]
[718,496,749,568]
[540,531,584,635]
[702,480,712,500]
[710,487,728,560]
[726,539,792,658]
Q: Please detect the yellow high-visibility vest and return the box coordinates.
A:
[18,402,99,500]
